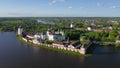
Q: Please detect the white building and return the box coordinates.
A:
[108,26,113,30]
[70,23,74,28]
[39,33,47,40]
[34,34,47,41]
[28,29,65,41]
[46,29,65,41]
[87,27,92,31]
[33,34,42,43]
[18,27,23,35]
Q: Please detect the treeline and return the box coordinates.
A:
[0,18,50,32]
[0,17,120,32]
[63,30,118,42]
[39,17,120,29]
[64,30,86,40]
[85,30,118,42]
[0,17,73,32]
[39,17,120,24]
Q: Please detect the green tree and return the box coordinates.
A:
[44,40,54,44]
[80,36,89,45]
[108,30,118,42]
[101,36,107,41]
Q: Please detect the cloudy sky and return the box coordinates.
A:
[0,0,120,17]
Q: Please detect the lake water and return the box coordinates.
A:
[0,32,120,68]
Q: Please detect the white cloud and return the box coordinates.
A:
[97,2,104,7]
[49,0,66,5]
[68,6,73,9]
[110,6,120,8]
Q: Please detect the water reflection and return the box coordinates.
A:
[32,46,41,54]
[79,57,86,63]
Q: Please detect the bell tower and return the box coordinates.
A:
[18,26,23,35]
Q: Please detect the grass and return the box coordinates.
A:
[17,35,32,45]
[17,35,92,57]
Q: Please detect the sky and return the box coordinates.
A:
[0,0,120,17]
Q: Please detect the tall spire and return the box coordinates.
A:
[18,27,23,35]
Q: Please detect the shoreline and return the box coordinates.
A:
[17,35,92,56]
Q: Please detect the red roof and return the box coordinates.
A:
[53,42,63,45]
[27,34,34,37]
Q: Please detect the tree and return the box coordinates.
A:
[101,36,107,41]
[80,36,89,46]
[108,30,118,42]
[44,40,54,44]
[64,30,81,40]
[75,23,83,28]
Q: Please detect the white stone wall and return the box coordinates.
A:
[40,35,47,40]
[48,35,54,40]
[22,37,88,54]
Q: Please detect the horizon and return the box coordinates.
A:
[0,16,120,18]
[0,0,120,17]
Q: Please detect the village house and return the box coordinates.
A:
[26,34,34,39]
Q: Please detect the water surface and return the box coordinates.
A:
[0,32,120,68]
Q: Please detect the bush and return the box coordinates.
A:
[44,40,54,44]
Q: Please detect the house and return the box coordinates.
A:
[91,23,96,26]
[108,26,113,30]
[26,34,34,39]
[116,40,120,43]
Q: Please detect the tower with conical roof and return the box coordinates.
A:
[18,26,23,35]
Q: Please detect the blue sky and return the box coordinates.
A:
[0,0,120,17]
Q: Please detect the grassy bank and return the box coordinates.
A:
[17,35,92,56]
[35,44,92,56]
[17,35,32,45]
